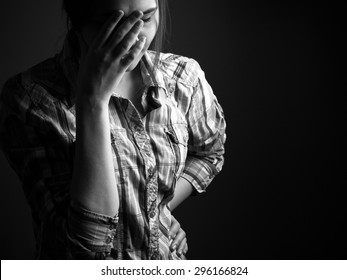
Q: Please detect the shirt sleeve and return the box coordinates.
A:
[180,60,227,194]
[0,75,118,259]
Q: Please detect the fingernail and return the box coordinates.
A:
[135,10,143,17]
[169,235,172,241]
[139,36,146,42]
[117,10,124,16]
[136,20,144,27]
[177,250,182,256]
[171,244,176,251]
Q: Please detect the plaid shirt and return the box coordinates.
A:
[0,30,226,259]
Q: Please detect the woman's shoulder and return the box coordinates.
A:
[147,51,205,87]
[5,56,59,88]
[1,55,70,107]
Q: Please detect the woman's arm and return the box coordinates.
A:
[171,59,226,210]
[0,10,148,259]
[169,177,194,211]
[0,76,117,259]
[71,102,118,217]
[167,58,227,257]
[167,178,192,257]
[70,10,146,216]
[179,59,226,196]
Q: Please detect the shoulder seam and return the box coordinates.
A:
[159,54,201,87]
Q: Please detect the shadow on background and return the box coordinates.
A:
[0,0,344,259]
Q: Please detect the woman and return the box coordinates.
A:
[0,0,226,259]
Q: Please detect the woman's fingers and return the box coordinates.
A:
[183,243,188,255]
[176,237,187,257]
[105,10,143,51]
[115,19,144,58]
[170,228,186,251]
[120,36,146,68]
[169,216,181,240]
[168,216,188,257]
[92,10,124,49]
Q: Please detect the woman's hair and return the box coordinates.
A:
[62,0,169,69]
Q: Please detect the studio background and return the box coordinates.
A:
[0,0,343,259]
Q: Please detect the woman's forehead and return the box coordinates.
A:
[94,0,157,15]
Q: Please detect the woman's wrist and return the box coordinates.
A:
[76,95,109,115]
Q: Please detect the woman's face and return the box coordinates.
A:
[80,0,159,71]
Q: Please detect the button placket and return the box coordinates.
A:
[106,235,114,244]
[146,182,157,212]
[147,165,155,177]
[126,107,160,258]
[149,210,156,219]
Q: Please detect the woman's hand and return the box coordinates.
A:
[169,215,188,257]
[76,10,147,107]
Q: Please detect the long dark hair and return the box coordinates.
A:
[62,0,169,70]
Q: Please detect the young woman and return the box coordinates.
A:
[0,0,226,259]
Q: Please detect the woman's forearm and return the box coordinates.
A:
[170,177,194,211]
[70,100,119,217]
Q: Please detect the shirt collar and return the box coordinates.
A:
[58,30,167,109]
[140,51,167,91]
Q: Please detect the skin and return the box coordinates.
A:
[78,0,160,101]
[71,0,193,257]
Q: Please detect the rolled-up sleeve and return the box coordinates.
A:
[180,61,227,194]
[67,202,118,259]
[0,75,118,259]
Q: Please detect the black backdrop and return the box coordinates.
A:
[0,0,344,259]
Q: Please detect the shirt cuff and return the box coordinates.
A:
[180,156,217,195]
[66,201,119,257]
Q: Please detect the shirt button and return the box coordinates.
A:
[106,236,113,244]
[148,166,154,176]
[149,210,156,219]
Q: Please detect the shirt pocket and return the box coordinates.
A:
[164,123,189,180]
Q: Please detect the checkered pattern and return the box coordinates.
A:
[0,30,226,259]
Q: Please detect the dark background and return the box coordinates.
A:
[0,0,344,259]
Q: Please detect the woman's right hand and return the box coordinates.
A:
[76,10,147,107]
